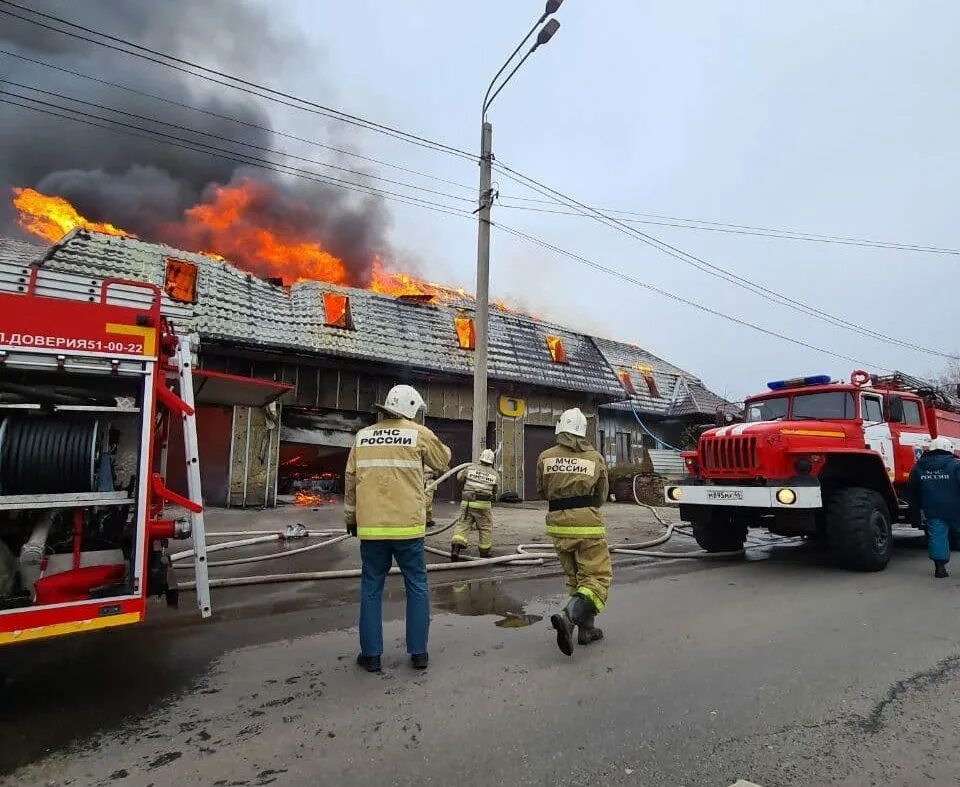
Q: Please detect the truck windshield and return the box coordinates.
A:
[745,397,788,422]
[792,391,856,420]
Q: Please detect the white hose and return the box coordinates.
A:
[424,462,472,494]
[178,534,352,569]
[176,471,761,593]
[178,550,559,590]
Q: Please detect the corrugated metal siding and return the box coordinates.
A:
[649,449,688,478]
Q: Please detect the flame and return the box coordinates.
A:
[293,490,337,506]
[10,184,528,314]
[12,187,131,243]
[173,181,349,286]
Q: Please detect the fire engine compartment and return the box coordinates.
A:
[0,367,145,611]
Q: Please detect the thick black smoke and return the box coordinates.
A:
[0,0,391,284]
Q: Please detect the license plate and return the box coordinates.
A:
[707,490,744,501]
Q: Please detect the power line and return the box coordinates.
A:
[494,221,892,371]
[493,161,958,361]
[0,94,475,223]
[2,79,474,205]
[496,200,960,256]
[0,47,477,194]
[0,0,475,161]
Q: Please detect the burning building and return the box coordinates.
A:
[1,226,726,504]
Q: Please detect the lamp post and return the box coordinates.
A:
[471,2,563,459]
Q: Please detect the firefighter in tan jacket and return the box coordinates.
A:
[537,407,611,656]
[344,384,451,673]
[450,449,499,560]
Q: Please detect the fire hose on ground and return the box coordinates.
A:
[172,467,787,591]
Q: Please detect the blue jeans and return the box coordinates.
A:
[359,539,429,657]
[927,518,960,562]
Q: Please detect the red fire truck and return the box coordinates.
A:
[666,371,960,571]
[0,262,211,646]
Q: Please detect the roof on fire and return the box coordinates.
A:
[592,334,728,418]
[34,230,634,398]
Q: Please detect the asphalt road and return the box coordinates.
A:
[3,531,960,787]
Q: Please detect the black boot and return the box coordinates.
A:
[935,560,949,579]
[577,611,604,645]
[450,543,463,562]
[410,653,429,670]
[356,653,382,673]
[478,548,491,558]
[550,594,595,656]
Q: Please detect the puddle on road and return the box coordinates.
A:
[494,613,543,628]
[432,579,539,628]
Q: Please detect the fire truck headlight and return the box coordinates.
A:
[776,488,797,505]
[667,486,683,502]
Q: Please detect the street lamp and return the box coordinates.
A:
[472,1,563,459]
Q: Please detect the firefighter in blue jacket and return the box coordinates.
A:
[907,436,960,578]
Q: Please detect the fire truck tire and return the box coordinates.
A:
[690,510,747,553]
[825,487,892,571]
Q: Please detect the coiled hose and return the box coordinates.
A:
[0,416,99,494]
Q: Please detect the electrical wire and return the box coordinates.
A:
[493,161,958,361]
[0,93,475,223]
[494,221,892,370]
[0,0,475,161]
[498,198,960,256]
[2,79,474,205]
[0,47,477,194]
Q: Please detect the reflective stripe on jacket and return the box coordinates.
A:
[536,433,608,539]
[344,417,451,540]
[458,463,499,508]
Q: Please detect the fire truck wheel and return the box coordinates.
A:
[690,510,748,553]
[826,487,892,571]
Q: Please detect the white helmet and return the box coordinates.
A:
[929,436,954,453]
[556,407,588,437]
[479,448,495,465]
[379,384,425,420]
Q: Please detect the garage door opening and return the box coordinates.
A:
[277,442,348,505]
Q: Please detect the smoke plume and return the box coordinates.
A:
[0,0,392,285]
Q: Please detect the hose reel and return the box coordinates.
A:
[0,416,100,495]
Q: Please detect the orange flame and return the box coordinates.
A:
[545,334,568,363]
[12,187,131,243]
[10,185,528,314]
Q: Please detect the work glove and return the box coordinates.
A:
[346,520,357,537]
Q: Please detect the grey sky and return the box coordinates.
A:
[5,2,959,400]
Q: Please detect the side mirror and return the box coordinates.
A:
[889,396,904,424]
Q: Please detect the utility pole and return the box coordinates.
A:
[472,120,494,458]
[471,2,563,459]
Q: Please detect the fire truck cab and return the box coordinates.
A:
[666,371,960,571]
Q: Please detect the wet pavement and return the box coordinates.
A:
[4,514,959,786]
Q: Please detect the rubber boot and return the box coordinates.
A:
[935,560,949,579]
[577,611,604,645]
[450,544,463,562]
[356,653,382,673]
[550,594,594,656]
[410,653,429,670]
[478,548,491,558]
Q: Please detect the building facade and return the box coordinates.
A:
[4,231,727,504]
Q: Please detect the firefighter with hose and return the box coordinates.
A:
[344,384,451,673]
[450,449,499,561]
[537,407,611,656]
